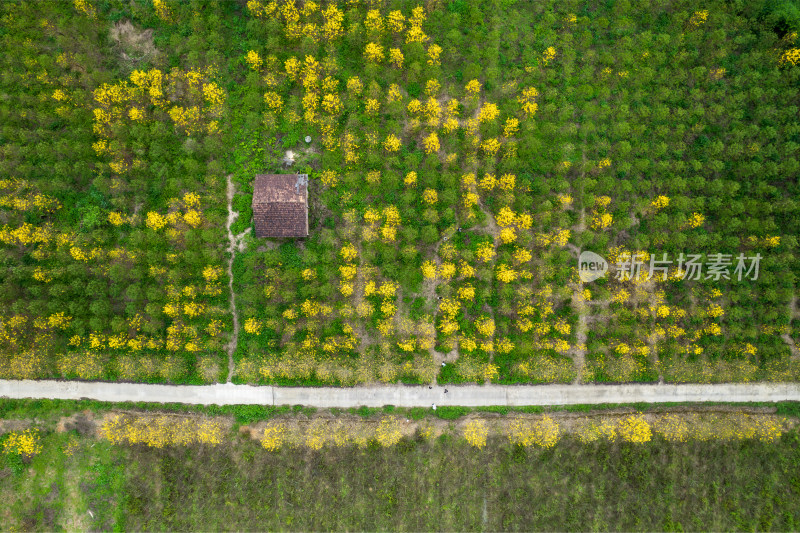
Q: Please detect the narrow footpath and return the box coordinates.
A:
[224,174,250,382]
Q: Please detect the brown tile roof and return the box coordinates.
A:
[252,174,308,238]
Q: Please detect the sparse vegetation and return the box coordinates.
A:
[2,403,800,531]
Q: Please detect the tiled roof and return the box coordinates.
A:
[252,174,308,238]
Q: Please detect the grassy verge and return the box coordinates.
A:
[3,426,800,530]
[1,398,798,425]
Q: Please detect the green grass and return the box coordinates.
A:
[4,428,800,531]
[1,432,120,531]
[2,398,798,425]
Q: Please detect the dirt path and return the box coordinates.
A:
[477,199,500,239]
[782,333,800,360]
[784,295,800,360]
[564,243,587,382]
[418,249,450,378]
[572,290,588,384]
[569,147,590,382]
[225,175,251,383]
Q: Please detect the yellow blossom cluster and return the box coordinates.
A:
[2,429,43,457]
[475,316,495,337]
[0,222,53,247]
[590,196,613,230]
[421,260,437,279]
[465,79,481,96]
[375,416,403,446]
[251,412,790,451]
[73,0,97,18]
[508,416,560,447]
[780,48,800,66]
[57,351,105,379]
[745,235,780,248]
[456,172,480,213]
[264,90,283,111]
[476,102,499,124]
[427,44,442,66]
[494,206,532,244]
[364,42,384,63]
[243,318,262,335]
[384,134,401,152]
[0,185,61,213]
[463,420,488,448]
[363,205,401,242]
[576,412,787,444]
[384,48,403,69]
[246,50,263,70]
[542,46,556,66]
[651,195,670,210]
[261,423,286,451]
[317,169,337,187]
[364,98,379,115]
[496,337,515,354]
[249,1,343,42]
[422,188,438,204]
[153,0,172,21]
[496,263,518,283]
[423,132,440,154]
[503,117,519,137]
[93,68,225,172]
[471,240,493,263]
[101,414,223,447]
[617,414,652,443]
[145,194,203,232]
[480,138,501,156]
[339,242,359,297]
[517,86,539,116]
[259,416,410,450]
[557,194,573,207]
[513,247,533,264]
[437,297,460,336]
[321,92,342,114]
[405,6,427,43]
[689,9,709,26]
[457,284,476,301]
[364,9,383,33]
[0,349,48,379]
[384,83,401,105]
[340,243,357,262]
[687,212,705,228]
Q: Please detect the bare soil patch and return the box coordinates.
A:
[109,21,157,63]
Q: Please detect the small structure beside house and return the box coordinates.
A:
[252,173,308,238]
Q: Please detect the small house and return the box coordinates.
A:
[252,173,309,238]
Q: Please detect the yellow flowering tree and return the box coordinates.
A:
[508,416,560,448]
[463,420,488,448]
[261,423,286,451]
[364,42,384,63]
[617,415,652,443]
[375,417,403,447]
[2,429,43,458]
[423,132,440,154]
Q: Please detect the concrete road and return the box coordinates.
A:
[1,380,799,407]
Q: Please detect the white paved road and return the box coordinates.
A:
[1,380,799,407]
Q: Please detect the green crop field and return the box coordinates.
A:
[1,0,800,386]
